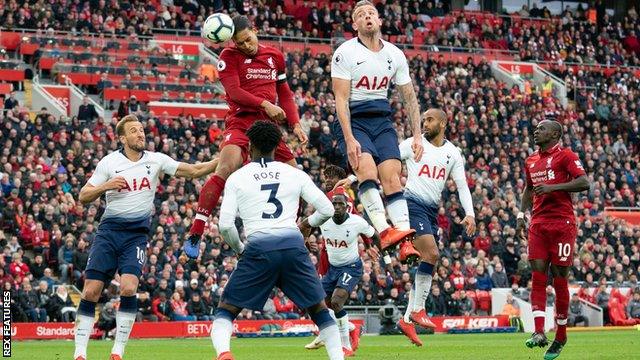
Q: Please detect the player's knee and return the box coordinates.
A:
[329,298,344,313]
[379,174,401,193]
[82,283,102,302]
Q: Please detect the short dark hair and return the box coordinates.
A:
[323,164,346,180]
[232,15,252,36]
[246,121,281,154]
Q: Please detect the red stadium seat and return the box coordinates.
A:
[476,290,492,313]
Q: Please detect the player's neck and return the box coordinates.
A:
[333,213,348,224]
[250,152,275,162]
[430,135,445,147]
[539,141,559,153]
[358,34,382,52]
[122,147,143,162]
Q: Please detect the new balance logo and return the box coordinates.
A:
[559,256,567,262]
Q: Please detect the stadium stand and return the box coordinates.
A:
[0,1,638,326]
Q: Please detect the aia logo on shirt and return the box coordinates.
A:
[418,164,446,180]
[355,76,389,90]
[325,238,348,248]
[118,177,152,192]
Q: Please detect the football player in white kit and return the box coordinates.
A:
[331,0,423,257]
[305,193,380,356]
[73,115,219,360]
[211,120,344,360]
[397,108,476,346]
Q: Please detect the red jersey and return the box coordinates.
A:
[217,44,299,130]
[524,144,586,224]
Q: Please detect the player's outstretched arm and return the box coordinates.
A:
[174,158,218,179]
[78,176,127,205]
[397,82,424,161]
[533,175,590,195]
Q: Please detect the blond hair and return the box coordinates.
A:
[116,114,140,136]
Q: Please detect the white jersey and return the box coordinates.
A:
[320,214,375,267]
[399,137,474,216]
[331,38,411,115]
[219,159,333,248]
[87,150,179,221]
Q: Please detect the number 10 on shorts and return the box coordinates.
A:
[557,243,571,261]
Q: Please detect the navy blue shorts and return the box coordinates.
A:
[85,227,148,280]
[333,116,400,165]
[406,195,439,236]
[321,261,363,297]
[222,244,325,311]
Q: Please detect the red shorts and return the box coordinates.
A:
[220,128,295,164]
[527,221,577,266]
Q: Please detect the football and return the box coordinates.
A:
[202,13,235,44]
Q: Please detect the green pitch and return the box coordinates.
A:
[12,330,638,360]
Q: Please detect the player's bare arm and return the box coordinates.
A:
[78,176,127,205]
[517,184,534,241]
[533,175,590,195]
[397,82,424,161]
[333,77,361,170]
[174,158,218,178]
[363,232,381,261]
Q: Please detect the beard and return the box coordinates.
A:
[129,142,146,152]
[423,129,439,141]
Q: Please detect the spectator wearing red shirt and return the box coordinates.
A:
[473,229,491,254]
[273,290,300,320]
[9,253,30,283]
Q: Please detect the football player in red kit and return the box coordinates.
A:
[187,15,308,245]
[516,120,590,360]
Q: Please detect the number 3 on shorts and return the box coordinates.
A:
[557,243,571,258]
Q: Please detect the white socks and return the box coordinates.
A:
[359,186,390,233]
[413,273,433,311]
[211,317,233,356]
[335,313,352,351]
[403,289,415,323]
[320,324,344,360]
[111,311,136,356]
[74,314,95,359]
[387,197,410,231]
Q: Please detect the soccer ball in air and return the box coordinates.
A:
[202,13,235,44]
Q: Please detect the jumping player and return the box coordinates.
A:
[517,120,590,359]
[187,15,307,247]
[211,121,343,360]
[73,115,218,360]
[395,109,476,346]
[331,0,423,253]
[304,193,381,356]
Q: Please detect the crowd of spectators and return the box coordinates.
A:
[2,47,639,323]
[1,3,639,325]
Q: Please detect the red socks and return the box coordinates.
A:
[189,174,226,236]
[531,271,548,334]
[553,276,569,343]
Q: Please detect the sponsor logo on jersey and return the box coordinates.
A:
[119,177,152,192]
[355,76,389,90]
[417,164,446,180]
